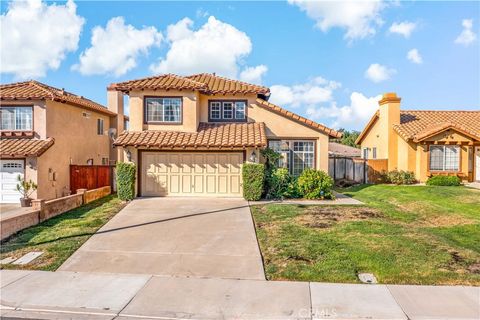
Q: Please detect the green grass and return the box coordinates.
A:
[0,195,126,271]
[251,185,480,285]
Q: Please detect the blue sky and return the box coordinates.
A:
[1,0,479,130]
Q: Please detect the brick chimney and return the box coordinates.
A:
[379,92,401,170]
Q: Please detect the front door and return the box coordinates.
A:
[476,147,480,182]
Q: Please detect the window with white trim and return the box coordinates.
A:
[210,102,221,120]
[363,148,369,159]
[208,100,247,122]
[372,147,377,159]
[429,145,460,171]
[0,106,32,131]
[145,97,182,123]
[268,140,315,176]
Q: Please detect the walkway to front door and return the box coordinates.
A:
[59,197,265,280]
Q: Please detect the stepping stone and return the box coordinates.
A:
[358,273,378,284]
[12,252,43,265]
[0,257,16,264]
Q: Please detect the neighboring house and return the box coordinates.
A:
[0,80,119,203]
[328,142,361,158]
[110,73,341,197]
[356,93,480,182]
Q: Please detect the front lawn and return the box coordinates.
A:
[251,185,480,285]
[0,195,126,271]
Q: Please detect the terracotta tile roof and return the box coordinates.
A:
[0,138,54,157]
[108,74,208,92]
[394,110,480,142]
[328,142,361,157]
[0,81,115,116]
[109,73,270,96]
[255,98,342,138]
[186,73,270,95]
[114,122,267,149]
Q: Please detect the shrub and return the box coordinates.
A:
[266,168,295,199]
[116,162,136,201]
[297,169,334,200]
[261,148,282,197]
[386,170,416,185]
[426,175,461,186]
[242,163,265,201]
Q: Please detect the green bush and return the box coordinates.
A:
[242,163,265,201]
[116,162,136,201]
[426,175,461,186]
[386,170,416,185]
[266,168,297,199]
[297,169,334,200]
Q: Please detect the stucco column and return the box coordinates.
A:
[32,199,45,221]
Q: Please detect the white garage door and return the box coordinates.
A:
[0,159,24,203]
[141,152,243,197]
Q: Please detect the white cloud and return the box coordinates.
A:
[306,92,382,130]
[239,65,268,84]
[73,17,162,76]
[407,48,423,64]
[389,21,416,38]
[270,77,341,108]
[0,0,84,79]
[150,16,253,78]
[288,0,385,41]
[365,63,396,83]
[455,19,477,46]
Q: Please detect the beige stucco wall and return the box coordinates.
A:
[359,118,386,159]
[128,89,199,132]
[121,89,331,173]
[35,100,112,200]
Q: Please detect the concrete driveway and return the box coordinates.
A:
[59,197,265,280]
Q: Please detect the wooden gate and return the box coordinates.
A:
[70,165,112,194]
[367,159,388,183]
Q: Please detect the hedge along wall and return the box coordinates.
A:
[242,163,265,201]
[116,162,136,201]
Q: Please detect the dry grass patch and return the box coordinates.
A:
[296,206,382,229]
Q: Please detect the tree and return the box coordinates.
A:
[334,129,361,148]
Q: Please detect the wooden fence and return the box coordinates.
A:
[70,165,113,194]
[329,157,389,184]
[366,159,388,183]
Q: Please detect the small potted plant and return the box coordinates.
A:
[16,175,38,207]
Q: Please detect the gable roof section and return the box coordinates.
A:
[394,110,480,142]
[108,74,208,92]
[255,98,341,139]
[0,138,55,157]
[0,81,115,116]
[355,111,379,145]
[186,73,270,95]
[114,122,267,149]
[328,142,361,157]
[109,73,270,96]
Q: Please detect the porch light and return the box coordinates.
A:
[249,150,257,163]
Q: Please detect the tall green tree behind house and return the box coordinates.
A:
[333,129,361,148]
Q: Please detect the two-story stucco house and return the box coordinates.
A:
[356,92,480,183]
[0,80,119,203]
[110,73,341,197]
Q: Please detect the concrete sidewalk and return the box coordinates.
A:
[1,270,478,320]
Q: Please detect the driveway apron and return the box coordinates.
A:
[59,197,265,280]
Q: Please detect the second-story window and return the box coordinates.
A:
[97,119,104,135]
[0,106,33,131]
[208,100,247,122]
[145,97,182,123]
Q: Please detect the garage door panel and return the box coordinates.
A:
[206,175,216,193]
[1,160,25,203]
[193,175,204,193]
[141,152,243,197]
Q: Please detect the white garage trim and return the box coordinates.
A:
[139,151,245,197]
[0,159,25,204]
